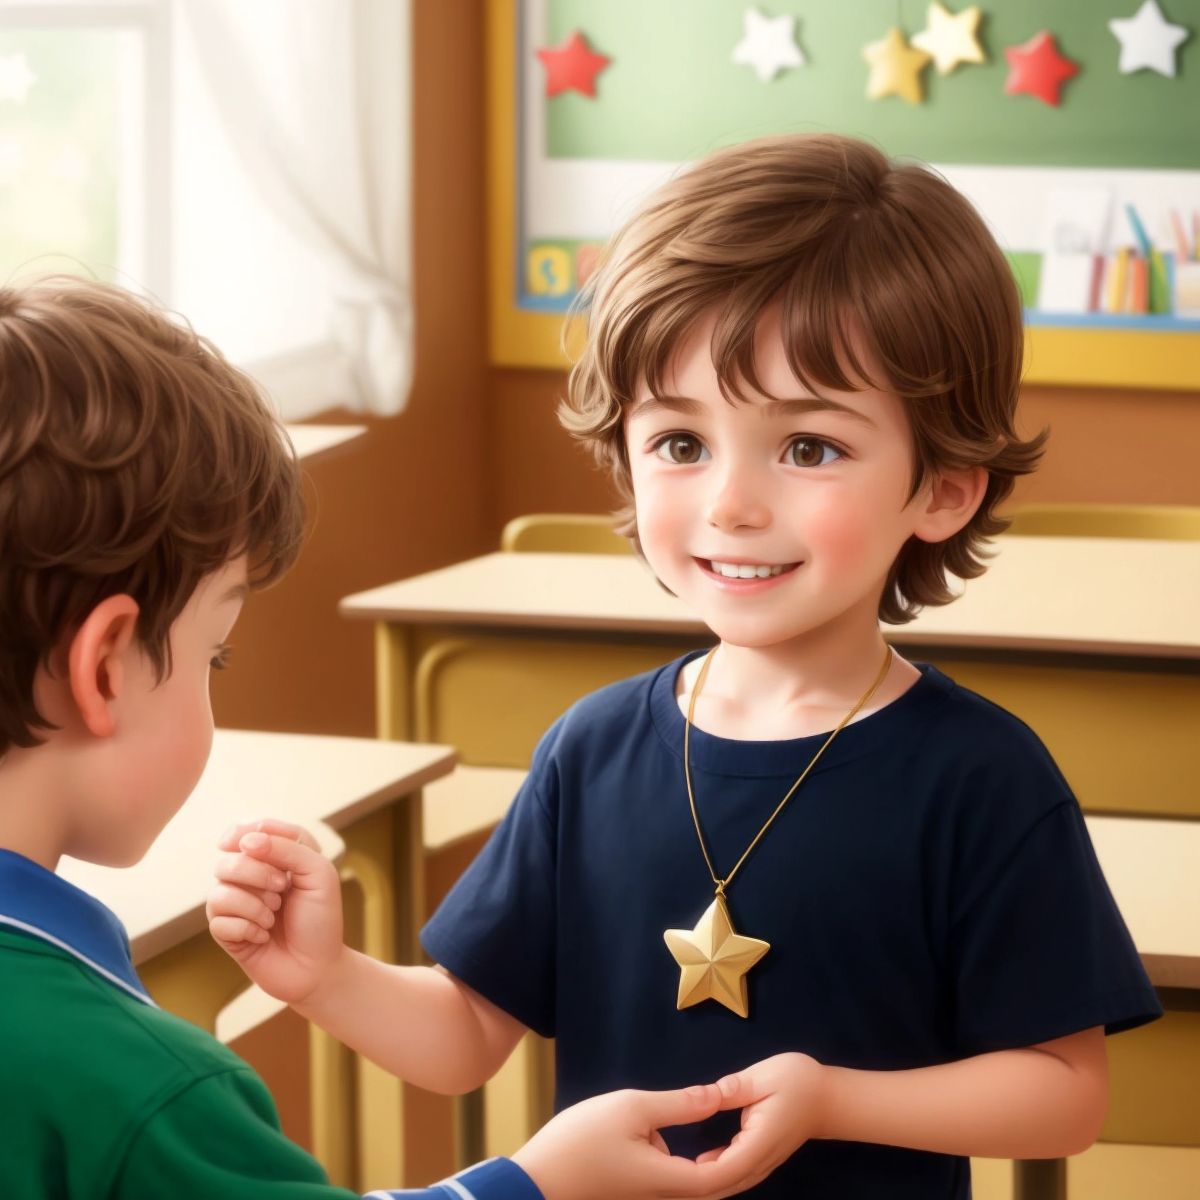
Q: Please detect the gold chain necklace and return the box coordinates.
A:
[663,642,894,1018]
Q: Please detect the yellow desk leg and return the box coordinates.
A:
[139,933,252,1034]
[482,1034,554,1161]
[375,622,415,742]
[1013,1158,1066,1200]
[310,1022,356,1188]
[332,800,425,1190]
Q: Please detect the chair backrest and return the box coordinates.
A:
[500,512,633,555]
[1004,503,1200,540]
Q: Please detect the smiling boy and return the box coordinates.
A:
[210,135,1161,1197]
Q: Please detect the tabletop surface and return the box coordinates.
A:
[340,539,1200,658]
[60,729,456,962]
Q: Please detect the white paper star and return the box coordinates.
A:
[732,6,806,83]
[911,2,986,75]
[1109,0,1189,77]
[0,53,36,105]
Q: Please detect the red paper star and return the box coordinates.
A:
[536,30,611,99]
[1004,31,1079,106]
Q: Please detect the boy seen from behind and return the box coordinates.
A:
[0,277,758,1200]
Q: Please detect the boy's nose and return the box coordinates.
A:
[705,473,772,532]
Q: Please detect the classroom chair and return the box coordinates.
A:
[1004,503,1200,540]
[500,512,633,555]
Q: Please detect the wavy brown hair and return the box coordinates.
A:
[561,133,1046,622]
[0,276,304,756]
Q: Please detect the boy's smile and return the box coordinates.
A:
[695,557,801,591]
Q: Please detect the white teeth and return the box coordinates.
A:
[709,560,790,579]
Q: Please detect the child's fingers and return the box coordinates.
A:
[217,818,318,853]
[237,832,329,887]
[206,883,278,932]
[209,915,271,947]
[214,850,289,893]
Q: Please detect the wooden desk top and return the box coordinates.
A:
[339,539,1200,659]
[61,729,456,963]
[1086,814,1200,991]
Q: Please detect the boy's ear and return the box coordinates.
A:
[67,595,140,738]
[912,465,988,544]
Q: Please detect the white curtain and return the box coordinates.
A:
[179,0,413,416]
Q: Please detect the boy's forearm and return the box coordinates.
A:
[818,1044,1107,1159]
[294,949,507,1094]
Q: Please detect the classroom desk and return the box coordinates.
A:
[62,728,456,1194]
[340,540,1200,1200]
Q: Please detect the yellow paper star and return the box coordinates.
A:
[911,2,986,75]
[663,893,770,1019]
[862,26,932,103]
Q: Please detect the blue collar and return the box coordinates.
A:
[0,848,154,1005]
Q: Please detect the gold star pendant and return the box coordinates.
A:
[663,892,770,1019]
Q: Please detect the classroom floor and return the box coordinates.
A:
[971,1145,1200,1198]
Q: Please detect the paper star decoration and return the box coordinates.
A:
[536,30,611,99]
[732,6,806,83]
[911,3,986,75]
[1004,31,1079,107]
[1109,0,1189,78]
[863,27,933,103]
[0,53,36,105]
[663,893,769,1019]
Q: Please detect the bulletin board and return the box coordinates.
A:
[487,0,1200,388]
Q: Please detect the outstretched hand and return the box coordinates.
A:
[514,1082,778,1200]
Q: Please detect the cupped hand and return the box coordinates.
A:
[693,1052,829,1189]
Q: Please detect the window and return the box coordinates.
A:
[0,0,167,293]
[0,0,411,419]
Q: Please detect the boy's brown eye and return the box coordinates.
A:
[789,438,839,468]
[656,434,706,464]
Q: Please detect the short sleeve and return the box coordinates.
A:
[420,723,562,1038]
[112,1067,362,1199]
[951,800,1162,1055]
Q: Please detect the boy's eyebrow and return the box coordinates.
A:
[630,393,878,429]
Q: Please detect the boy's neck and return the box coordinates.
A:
[0,749,70,872]
[677,609,919,741]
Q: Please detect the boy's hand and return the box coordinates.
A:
[206,818,345,1006]
[511,1083,774,1200]
[694,1052,829,1188]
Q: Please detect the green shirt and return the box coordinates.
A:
[0,850,539,1200]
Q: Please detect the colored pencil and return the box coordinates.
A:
[1124,203,1152,258]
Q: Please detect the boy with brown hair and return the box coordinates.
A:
[210,134,1160,1197]
[0,276,756,1200]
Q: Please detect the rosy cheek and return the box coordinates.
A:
[804,501,874,565]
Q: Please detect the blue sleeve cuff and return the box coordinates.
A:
[364,1156,543,1200]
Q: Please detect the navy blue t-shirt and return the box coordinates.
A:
[422,655,1161,1198]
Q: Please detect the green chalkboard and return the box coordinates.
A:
[544,0,1198,168]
